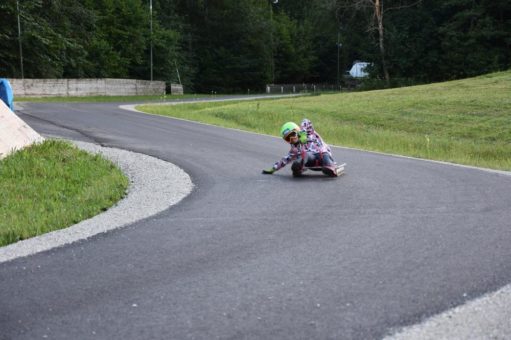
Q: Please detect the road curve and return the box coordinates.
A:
[1,100,511,339]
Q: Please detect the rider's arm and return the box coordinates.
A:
[300,118,315,135]
[273,149,299,171]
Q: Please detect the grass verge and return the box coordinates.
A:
[0,140,129,246]
[138,71,511,171]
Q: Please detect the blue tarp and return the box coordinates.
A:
[0,78,14,110]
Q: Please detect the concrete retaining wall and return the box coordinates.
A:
[8,78,167,97]
[0,100,44,159]
[170,84,184,95]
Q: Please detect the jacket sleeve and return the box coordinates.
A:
[273,149,298,171]
[300,118,315,135]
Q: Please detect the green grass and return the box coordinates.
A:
[138,71,511,171]
[0,140,129,246]
[15,94,215,103]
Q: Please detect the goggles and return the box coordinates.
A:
[284,131,298,142]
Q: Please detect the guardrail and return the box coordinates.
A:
[266,84,342,94]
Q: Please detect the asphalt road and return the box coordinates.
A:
[2,100,511,339]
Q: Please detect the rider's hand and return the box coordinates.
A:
[298,131,307,144]
[262,168,275,174]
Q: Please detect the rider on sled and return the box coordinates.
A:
[262,118,340,177]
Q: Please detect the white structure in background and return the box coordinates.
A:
[348,62,370,78]
[0,100,44,159]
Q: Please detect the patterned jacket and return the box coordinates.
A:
[272,119,332,171]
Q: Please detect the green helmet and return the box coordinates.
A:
[280,122,300,139]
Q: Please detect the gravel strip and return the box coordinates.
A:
[384,285,511,340]
[0,141,193,264]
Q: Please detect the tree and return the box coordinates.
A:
[0,0,94,78]
[83,0,148,78]
[437,0,511,79]
[272,11,316,83]
[0,1,23,77]
[382,1,441,81]
[179,0,272,93]
[1,0,509,90]
[332,0,422,84]
[151,0,196,88]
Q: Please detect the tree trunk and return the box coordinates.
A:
[374,0,390,84]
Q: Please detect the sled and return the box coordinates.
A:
[294,163,346,177]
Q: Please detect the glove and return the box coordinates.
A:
[298,131,307,144]
[262,168,275,174]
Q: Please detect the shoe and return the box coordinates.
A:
[292,161,304,177]
[321,166,337,177]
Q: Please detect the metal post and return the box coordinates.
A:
[150,0,153,81]
[16,0,24,79]
[269,1,275,84]
[336,32,340,88]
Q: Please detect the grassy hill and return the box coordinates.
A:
[139,71,511,171]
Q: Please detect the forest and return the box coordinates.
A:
[0,0,510,93]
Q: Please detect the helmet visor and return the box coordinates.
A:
[283,131,298,142]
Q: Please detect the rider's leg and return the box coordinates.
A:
[291,160,303,176]
[292,152,316,176]
[303,152,321,167]
[321,153,335,167]
[321,153,337,176]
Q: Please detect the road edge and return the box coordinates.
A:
[384,284,511,339]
